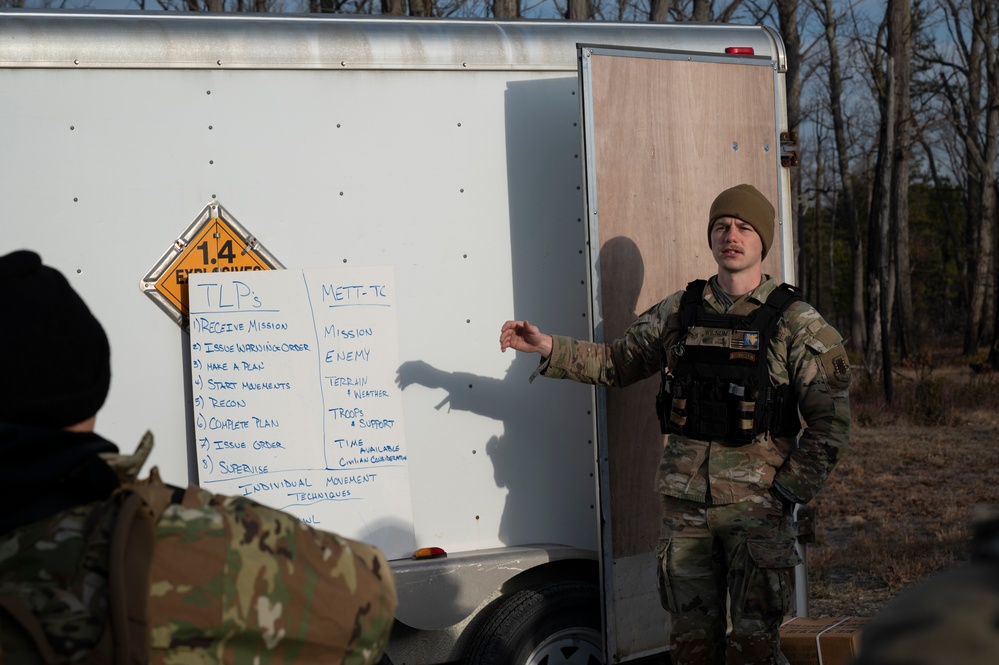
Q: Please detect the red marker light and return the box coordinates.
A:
[413,547,448,559]
[726,47,756,55]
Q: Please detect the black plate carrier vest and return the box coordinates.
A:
[656,280,803,446]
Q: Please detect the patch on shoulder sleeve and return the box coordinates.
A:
[821,349,852,389]
[812,322,843,348]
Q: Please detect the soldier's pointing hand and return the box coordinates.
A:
[500,320,553,358]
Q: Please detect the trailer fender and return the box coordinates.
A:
[389,545,597,631]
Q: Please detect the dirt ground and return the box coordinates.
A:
[804,362,999,618]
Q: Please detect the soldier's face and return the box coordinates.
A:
[710,217,764,273]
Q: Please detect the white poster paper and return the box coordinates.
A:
[188,267,416,559]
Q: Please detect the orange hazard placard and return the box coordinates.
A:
[141,202,282,327]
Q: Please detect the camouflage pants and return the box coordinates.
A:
[655,493,800,665]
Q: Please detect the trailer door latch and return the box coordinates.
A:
[780,131,799,167]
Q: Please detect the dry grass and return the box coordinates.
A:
[805,353,999,618]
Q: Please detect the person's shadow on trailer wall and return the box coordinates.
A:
[394,76,598,548]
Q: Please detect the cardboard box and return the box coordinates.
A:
[780,616,871,665]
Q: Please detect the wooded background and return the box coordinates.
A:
[9,0,997,402]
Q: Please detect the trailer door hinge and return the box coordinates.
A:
[780,131,799,167]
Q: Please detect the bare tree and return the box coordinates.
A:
[813,0,866,352]
[566,0,594,19]
[774,0,804,295]
[380,0,405,12]
[892,0,915,360]
[667,0,742,21]
[493,0,519,18]
[932,0,999,356]
[649,0,669,22]
[866,41,895,392]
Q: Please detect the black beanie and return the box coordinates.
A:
[0,250,111,428]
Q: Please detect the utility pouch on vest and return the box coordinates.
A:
[657,374,689,435]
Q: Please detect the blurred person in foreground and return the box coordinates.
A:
[500,184,852,665]
[0,249,397,664]
[851,505,999,665]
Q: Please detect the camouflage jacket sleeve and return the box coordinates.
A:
[149,485,397,665]
[541,295,681,388]
[771,302,852,505]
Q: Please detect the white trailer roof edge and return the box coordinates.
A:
[0,10,785,72]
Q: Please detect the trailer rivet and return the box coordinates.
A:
[209,160,214,164]
[764,144,771,152]
[208,125,213,130]
[206,90,211,95]
[341,61,346,67]
[74,59,80,65]
[732,142,739,151]
[217,60,222,66]
[70,126,75,130]
[74,198,78,202]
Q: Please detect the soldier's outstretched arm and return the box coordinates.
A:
[500,319,553,358]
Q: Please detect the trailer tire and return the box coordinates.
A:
[462,580,603,665]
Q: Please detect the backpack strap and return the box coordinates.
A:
[86,467,173,665]
[0,595,71,664]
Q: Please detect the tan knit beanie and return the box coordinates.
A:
[708,184,776,259]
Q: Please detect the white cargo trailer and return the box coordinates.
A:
[0,10,796,663]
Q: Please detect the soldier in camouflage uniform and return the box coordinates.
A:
[500,184,851,665]
[0,249,397,664]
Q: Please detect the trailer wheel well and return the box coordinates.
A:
[460,579,603,665]
[501,558,599,596]
[455,559,602,664]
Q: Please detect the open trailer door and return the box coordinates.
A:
[577,41,794,661]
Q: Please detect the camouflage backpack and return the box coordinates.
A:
[2,430,398,665]
[0,468,173,664]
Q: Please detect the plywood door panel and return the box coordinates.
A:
[586,52,782,558]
